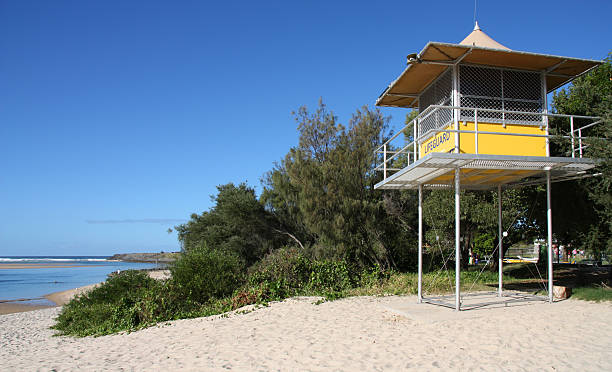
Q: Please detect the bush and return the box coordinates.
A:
[307,260,352,293]
[53,245,247,337]
[171,244,244,304]
[52,270,167,336]
[358,263,389,287]
[246,247,358,300]
[248,248,310,286]
[53,246,247,337]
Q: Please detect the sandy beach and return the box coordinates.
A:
[1,295,611,371]
[43,283,101,306]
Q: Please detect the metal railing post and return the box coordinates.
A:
[383,144,387,179]
[475,109,479,154]
[578,128,583,158]
[413,118,418,162]
[570,116,575,158]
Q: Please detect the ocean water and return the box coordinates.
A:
[0,256,158,305]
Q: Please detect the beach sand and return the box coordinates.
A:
[0,302,54,315]
[1,295,611,371]
[43,283,100,306]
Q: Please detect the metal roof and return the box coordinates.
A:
[374,152,598,190]
[376,42,603,108]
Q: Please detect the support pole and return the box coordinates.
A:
[498,185,503,297]
[541,72,550,157]
[418,184,423,303]
[453,64,461,311]
[455,168,461,311]
[546,170,554,303]
[452,65,460,153]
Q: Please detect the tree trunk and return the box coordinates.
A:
[490,245,499,272]
[461,234,471,269]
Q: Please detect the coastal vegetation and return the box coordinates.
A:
[53,55,611,337]
[108,252,179,263]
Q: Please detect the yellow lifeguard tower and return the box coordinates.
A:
[374,23,603,310]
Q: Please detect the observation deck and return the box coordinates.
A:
[374,106,602,190]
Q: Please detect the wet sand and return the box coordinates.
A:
[0,302,54,315]
[43,283,100,306]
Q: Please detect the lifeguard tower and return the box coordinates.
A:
[374,23,603,310]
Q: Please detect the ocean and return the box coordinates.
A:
[0,256,158,305]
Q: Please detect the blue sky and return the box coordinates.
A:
[1,0,610,256]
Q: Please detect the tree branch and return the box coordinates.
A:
[272,228,305,250]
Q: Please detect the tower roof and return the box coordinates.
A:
[459,22,510,50]
[375,26,602,108]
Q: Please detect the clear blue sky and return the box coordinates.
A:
[1,0,610,256]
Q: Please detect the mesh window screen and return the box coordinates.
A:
[459,65,542,125]
[419,68,452,136]
[503,70,541,100]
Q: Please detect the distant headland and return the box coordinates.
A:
[108,252,179,263]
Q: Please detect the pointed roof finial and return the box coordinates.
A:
[460,22,510,50]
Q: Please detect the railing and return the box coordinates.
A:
[374,105,603,179]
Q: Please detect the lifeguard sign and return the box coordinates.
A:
[374,23,603,310]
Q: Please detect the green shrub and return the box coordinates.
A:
[248,248,310,286]
[246,247,359,300]
[358,263,389,287]
[53,247,247,337]
[171,243,244,304]
[52,270,166,336]
[307,260,352,293]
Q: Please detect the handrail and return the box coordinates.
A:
[375,105,600,154]
[373,104,440,155]
[573,120,602,133]
[374,105,603,180]
[421,105,601,120]
[373,116,418,154]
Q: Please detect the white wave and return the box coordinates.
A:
[0,258,109,262]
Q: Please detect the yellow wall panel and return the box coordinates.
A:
[419,122,547,157]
